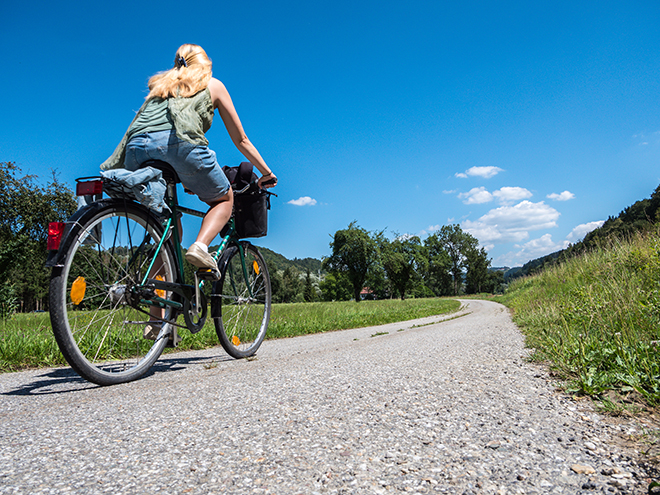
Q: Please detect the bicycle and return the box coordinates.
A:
[46,160,275,386]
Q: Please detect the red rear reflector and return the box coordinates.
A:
[76,180,103,196]
[48,222,65,250]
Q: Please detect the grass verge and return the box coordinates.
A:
[496,230,660,408]
[0,298,460,372]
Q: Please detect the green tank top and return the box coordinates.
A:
[101,88,214,171]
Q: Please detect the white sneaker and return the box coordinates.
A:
[144,322,160,340]
[185,244,218,270]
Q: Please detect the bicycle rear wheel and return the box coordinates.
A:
[213,242,271,358]
[49,200,177,385]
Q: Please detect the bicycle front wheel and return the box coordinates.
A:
[213,242,271,358]
[49,200,177,386]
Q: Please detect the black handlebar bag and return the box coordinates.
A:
[235,185,270,238]
[223,162,270,238]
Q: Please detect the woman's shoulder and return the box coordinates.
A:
[208,77,226,91]
[207,78,230,106]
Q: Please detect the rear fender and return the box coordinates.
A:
[45,199,161,268]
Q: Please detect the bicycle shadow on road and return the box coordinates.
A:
[1,367,93,396]
[149,352,234,374]
[1,352,234,396]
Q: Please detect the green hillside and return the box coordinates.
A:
[509,183,660,279]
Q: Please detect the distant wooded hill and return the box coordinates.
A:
[509,183,660,279]
[256,246,324,275]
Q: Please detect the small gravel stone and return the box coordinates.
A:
[572,464,597,475]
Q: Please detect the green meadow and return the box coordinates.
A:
[0,298,460,372]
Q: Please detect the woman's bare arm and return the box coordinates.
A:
[208,78,277,188]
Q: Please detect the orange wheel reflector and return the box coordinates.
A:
[252,261,260,275]
[155,275,165,298]
[70,277,86,305]
[232,335,241,346]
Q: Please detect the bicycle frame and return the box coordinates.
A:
[138,180,254,314]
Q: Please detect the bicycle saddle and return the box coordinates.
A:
[139,160,181,184]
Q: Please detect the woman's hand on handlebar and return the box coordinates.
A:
[258,172,278,189]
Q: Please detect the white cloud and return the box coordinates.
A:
[458,187,494,204]
[494,234,569,266]
[457,186,532,206]
[547,190,575,201]
[492,220,606,267]
[566,220,604,242]
[455,166,503,179]
[519,234,570,258]
[419,224,442,236]
[463,200,560,245]
[287,196,317,206]
[493,187,532,205]
[396,233,417,241]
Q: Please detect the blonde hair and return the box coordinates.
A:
[147,44,213,99]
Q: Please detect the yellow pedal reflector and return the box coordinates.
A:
[232,335,241,346]
[252,261,260,275]
[155,275,165,298]
[70,277,86,305]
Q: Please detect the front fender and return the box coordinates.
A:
[210,242,253,318]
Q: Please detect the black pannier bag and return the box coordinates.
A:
[223,162,270,238]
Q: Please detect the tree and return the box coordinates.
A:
[464,245,491,294]
[303,270,319,302]
[0,162,77,312]
[364,262,388,300]
[319,272,352,301]
[323,222,378,301]
[378,234,428,300]
[486,269,506,294]
[276,266,304,303]
[424,225,479,295]
[424,234,453,296]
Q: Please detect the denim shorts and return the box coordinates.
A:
[124,130,231,203]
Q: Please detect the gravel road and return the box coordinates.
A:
[1,299,657,494]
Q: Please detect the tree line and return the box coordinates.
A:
[260,222,503,304]
[320,222,502,301]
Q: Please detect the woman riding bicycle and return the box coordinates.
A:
[101,43,277,272]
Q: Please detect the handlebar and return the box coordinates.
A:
[233,181,278,197]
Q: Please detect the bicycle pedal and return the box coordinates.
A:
[165,328,182,348]
[196,267,220,281]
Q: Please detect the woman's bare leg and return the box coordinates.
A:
[196,188,234,246]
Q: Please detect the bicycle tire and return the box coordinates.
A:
[49,200,178,386]
[213,242,271,358]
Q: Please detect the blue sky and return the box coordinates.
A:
[3,1,660,267]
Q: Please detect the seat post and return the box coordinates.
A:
[167,181,178,205]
